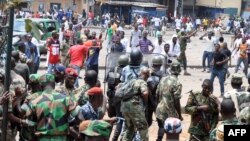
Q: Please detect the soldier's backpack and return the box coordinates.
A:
[114,68,139,103]
[114,79,138,103]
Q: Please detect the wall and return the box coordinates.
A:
[195,0,242,15]
[30,0,85,13]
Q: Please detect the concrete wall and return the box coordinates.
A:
[30,0,86,13]
[195,0,242,15]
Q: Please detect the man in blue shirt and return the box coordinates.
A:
[25,34,39,73]
[85,40,102,74]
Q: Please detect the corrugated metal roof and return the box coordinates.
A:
[99,0,167,8]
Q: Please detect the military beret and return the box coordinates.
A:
[79,120,112,137]
[65,68,78,77]
[39,74,55,83]
[55,65,66,74]
[231,73,243,83]
[87,87,103,96]
[29,74,41,83]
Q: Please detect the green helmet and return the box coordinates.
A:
[170,60,181,75]
[152,56,163,65]
[118,55,129,66]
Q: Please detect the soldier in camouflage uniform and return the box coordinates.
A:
[56,68,80,100]
[77,70,98,106]
[239,106,250,125]
[155,60,182,141]
[224,73,250,118]
[120,48,144,140]
[23,74,79,141]
[209,99,242,141]
[185,79,219,141]
[178,30,196,75]
[121,67,150,141]
[147,55,167,127]
[106,55,129,141]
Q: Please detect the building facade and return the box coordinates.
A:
[29,0,87,14]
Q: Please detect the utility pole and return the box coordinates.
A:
[1,4,14,141]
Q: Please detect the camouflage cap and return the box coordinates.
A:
[39,74,55,83]
[29,74,41,83]
[239,106,250,124]
[231,73,243,84]
[79,120,112,137]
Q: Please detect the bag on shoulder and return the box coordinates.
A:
[114,79,138,103]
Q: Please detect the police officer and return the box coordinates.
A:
[224,73,250,118]
[106,54,129,141]
[155,60,182,141]
[147,55,167,127]
[120,48,143,82]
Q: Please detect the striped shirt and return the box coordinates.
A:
[138,39,153,53]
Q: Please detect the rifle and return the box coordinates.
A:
[187,90,211,132]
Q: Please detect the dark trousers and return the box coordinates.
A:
[210,68,225,95]
[87,64,99,74]
[112,103,123,141]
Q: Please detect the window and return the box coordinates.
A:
[46,22,56,32]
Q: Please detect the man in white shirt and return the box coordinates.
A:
[153,34,165,54]
[196,18,201,30]
[186,20,193,32]
[199,32,218,72]
[130,25,142,48]
[175,17,182,33]
[154,17,161,36]
[120,31,130,52]
[168,35,180,62]
[214,24,222,38]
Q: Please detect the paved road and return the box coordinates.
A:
[38,28,248,141]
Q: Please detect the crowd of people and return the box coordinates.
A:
[0,6,250,141]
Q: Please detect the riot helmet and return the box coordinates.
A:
[130,48,143,66]
[118,55,129,67]
[152,56,163,66]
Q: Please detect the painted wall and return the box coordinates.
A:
[195,0,242,15]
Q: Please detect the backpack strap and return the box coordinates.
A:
[131,67,139,78]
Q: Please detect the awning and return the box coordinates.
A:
[97,0,167,8]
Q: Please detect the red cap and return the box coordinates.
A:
[65,68,78,77]
[87,87,103,96]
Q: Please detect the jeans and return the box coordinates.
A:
[202,51,213,71]
[71,65,81,88]
[210,69,225,95]
[47,63,59,74]
[235,57,248,76]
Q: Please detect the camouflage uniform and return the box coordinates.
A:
[178,34,188,70]
[121,79,149,141]
[224,73,250,117]
[76,84,91,106]
[209,118,241,141]
[56,86,81,101]
[155,75,182,123]
[185,91,219,141]
[239,106,250,124]
[24,74,79,141]
[60,41,70,66]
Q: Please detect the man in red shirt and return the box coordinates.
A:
[64,39,88,88]
[46,31,61,74]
